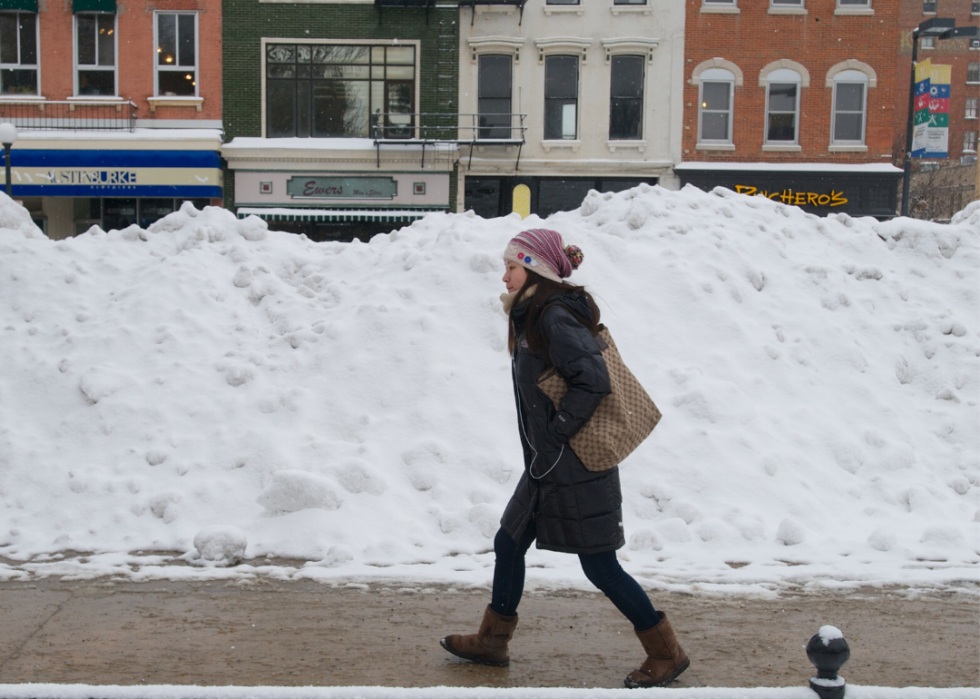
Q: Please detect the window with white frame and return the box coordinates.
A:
[923,0,937,13]
[546,0,579,5]
[478,54,512,140]
[838,0,870,7]
[698,68,735,144]
[0,12,37,95]
[613,0,647,4]
[544,54,578,140]
[76,13,116,96]
[966,97,978,119]
[772,0,803,6]
[968,62,980,83]
[266,43,416,139]
[831,70,867,144]
[703,0,736,4]
[964,130,977,152]
[765,68,801,143]
[920,36,935,50]
[609,55,644,140]
[156,13,197,97]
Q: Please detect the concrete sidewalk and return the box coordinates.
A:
[0,578,977,690]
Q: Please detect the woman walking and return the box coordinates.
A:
[440,228,690,689]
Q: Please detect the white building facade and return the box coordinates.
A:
[458,0,685,218]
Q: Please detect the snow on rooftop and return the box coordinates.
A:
[0,186,977,591]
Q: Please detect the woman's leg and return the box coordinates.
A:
[489,522,537,617]
[579,550,660,631]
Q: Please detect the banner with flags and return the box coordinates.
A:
[911,58,931,158]
[924,63,951,158]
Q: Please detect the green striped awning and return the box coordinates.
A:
[72,0,116,12]
[0,0,38,11]
[237,208,441,224]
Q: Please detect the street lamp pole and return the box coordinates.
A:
[900,18,979,217]
[0,122,18,198]
[900,28,920,217]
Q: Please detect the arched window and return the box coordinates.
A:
[831,69,869,144]
[764,68,802,144]
[698,68,735,144]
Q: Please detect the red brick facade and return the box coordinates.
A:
[896,0,980,163]
[35,0,221,122]
[682,0,899,164]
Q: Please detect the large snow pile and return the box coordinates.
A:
[0,188,977,592]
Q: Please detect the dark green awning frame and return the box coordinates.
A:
[0,0,39,12]
[72,0,116,13]
[237,209,440,224]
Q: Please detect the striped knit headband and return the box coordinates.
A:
[503,228,584,284]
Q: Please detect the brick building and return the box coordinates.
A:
[0,0,223,238]
[675,0,903,218]
[220,0,459,242]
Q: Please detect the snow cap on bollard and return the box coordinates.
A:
[806,625,850,699]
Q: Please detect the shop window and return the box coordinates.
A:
[966,97,979,119]
[609,55,644,140]
[765,69,801,144]
[266,43,416,139]
[464,177,502,219]
[831,71,867,144]
[0,12,37,95]
[76,14,116,96]
[965,131,978,153]
[478,54,512,140]
[968,62,980,83]
[698,69,735,144]
[156,13,197,97]
[544,55,578,140]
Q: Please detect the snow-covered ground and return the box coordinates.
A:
[0,186,977,594]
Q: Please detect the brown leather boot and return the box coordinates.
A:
[624,612,690,688]
[440,605,518,667]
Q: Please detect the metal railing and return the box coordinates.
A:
[370,112,526,143]
[370,112,527,169]
[0,100,138,132]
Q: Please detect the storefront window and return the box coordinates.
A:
[74,198,209,234]
[478,54,512,140]
[544,55,578,140]
[609,55,644,140]
[76,14,116,96]
[265,43,416,139]
[156,13,197,97]
[0,12,37,95]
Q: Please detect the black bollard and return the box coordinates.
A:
[806,625,850,699]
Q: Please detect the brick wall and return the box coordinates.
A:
[37,0,222,121]
[682,0,900,164]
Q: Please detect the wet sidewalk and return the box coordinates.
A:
[0,578,977,690]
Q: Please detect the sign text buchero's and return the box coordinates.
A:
[735,185,848,207]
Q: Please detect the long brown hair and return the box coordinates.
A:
[508,270,601,357]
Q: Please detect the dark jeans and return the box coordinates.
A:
[489,523,660,631]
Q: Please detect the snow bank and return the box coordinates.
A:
[0,188,977,592]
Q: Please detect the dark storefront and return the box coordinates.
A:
[674,165,903,219]
[465,176,658,219]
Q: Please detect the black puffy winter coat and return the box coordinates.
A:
[499,291,626,555]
